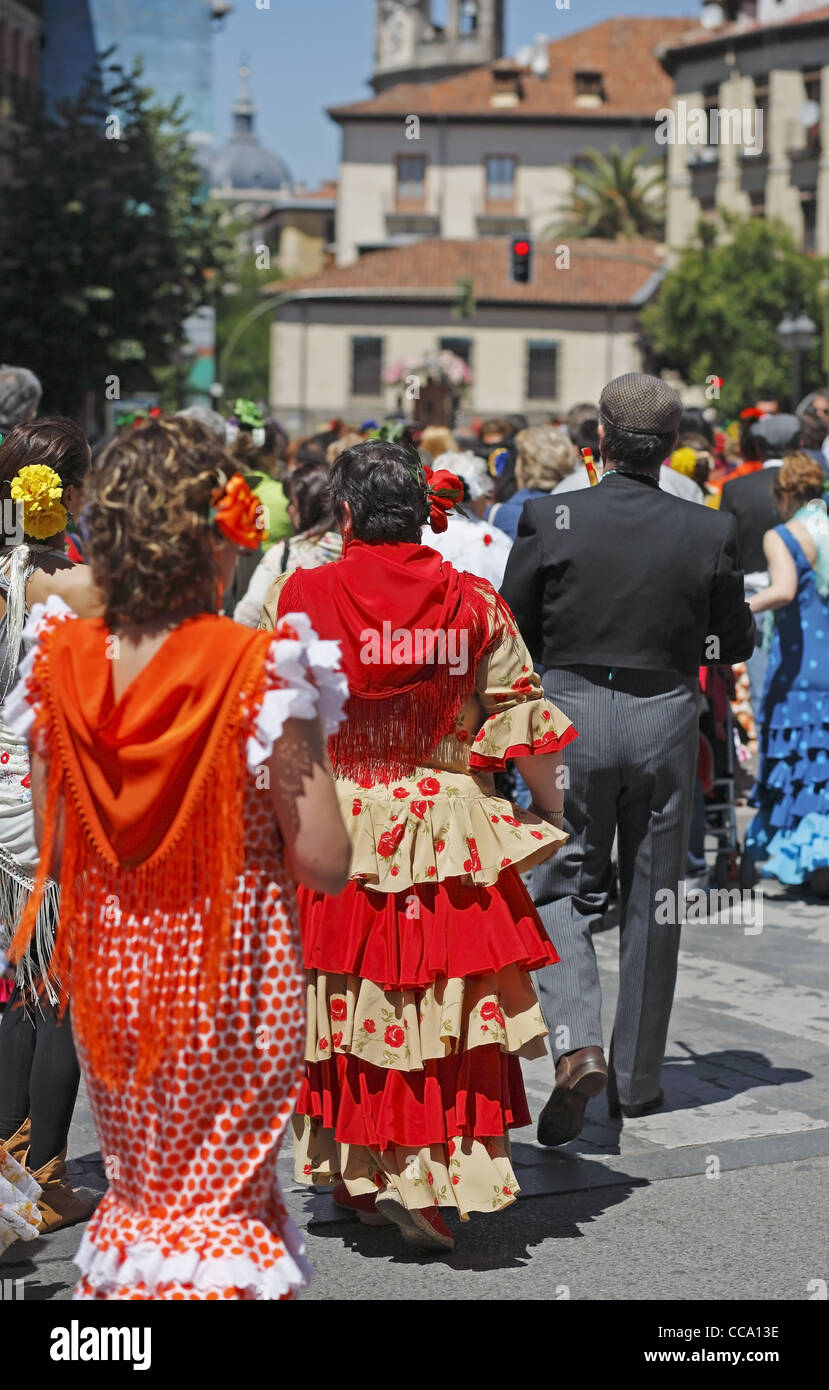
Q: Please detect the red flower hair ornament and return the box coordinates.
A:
[210,472,264,550]
[423,465,463,534]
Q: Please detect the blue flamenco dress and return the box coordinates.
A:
[745,525,829,884]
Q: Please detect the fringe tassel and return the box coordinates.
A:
[330,664,478,782]
[0,844,60,1004]
[12,630,271,1092]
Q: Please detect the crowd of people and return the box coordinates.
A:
[0,357,826,1296]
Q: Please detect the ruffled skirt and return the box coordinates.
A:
[747,687,829,883]
[294,868,557,1218]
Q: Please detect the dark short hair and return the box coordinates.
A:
[678,408,714,446]
[600,416,676,472]
[295,435,327,467]
[285,461,334,535]
[480,416,515,441]
[798,410,826,451]
[573,415,600,455]
[329,439,428,543]
[565,403,599,443]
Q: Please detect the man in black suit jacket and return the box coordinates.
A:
[501,373,755,1145]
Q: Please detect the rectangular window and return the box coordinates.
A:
[396,154,426,206]
[748,188,766,218]
[702,81,720,155]
[574,70,604,100]
[801,192,817,253]
[440,336,472,366]
[802,68,821,154]
[351,337,382,396]
[460,0,479,35]
[485,155,517,204]
[526,341,558,401]
[753,72,769,123]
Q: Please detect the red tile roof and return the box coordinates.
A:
[265,237,665,307]
[660,3,829,58]
[329,17,696,122]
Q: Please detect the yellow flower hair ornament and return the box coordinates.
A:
[669,447,698,479]
[10,464,68,541]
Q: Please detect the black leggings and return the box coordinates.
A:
[0,985,81,1170]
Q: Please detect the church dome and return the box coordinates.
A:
[212,64,293,192]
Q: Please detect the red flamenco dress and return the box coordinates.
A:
[263,540,577,1218]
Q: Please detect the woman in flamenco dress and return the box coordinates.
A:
[8,417,351,1298]
[260,438,577,1251]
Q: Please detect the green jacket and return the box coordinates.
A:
[245,471,292,551]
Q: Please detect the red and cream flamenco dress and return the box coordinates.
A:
[7,595,347,1299]
[261,540,577,1220]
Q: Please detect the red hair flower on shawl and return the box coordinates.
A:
[423,465,463,534]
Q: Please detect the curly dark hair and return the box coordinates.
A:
[85,417,237,626]
[0,418,90,547]
[329,439,429,543]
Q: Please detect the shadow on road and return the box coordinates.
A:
[302,1163,647,1272]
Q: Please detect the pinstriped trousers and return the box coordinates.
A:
[531,665,699,1107]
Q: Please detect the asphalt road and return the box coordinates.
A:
[3,869,827,1303]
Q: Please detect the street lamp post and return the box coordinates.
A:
[777,311,817,408]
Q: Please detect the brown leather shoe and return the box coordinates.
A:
[537,1047,608,1147]
[28,1147,101,1234]
[2,1118,30,1164]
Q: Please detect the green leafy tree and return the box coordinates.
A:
[0,55,231,422]
[215,240,283,409]
[546,145,665,241]
[640,214,827,417]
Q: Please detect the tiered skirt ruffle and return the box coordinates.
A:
[748,688,829,882]
[73,1190,311,1301]
[294,868,557,1217]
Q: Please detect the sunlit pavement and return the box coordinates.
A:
[5,849,827,1302]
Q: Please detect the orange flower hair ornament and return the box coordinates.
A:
[210,472,264,549]
[423,465,463,533]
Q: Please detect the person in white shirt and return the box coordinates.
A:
[423,451,512,588]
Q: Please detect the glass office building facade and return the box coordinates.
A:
[42,0,214,143]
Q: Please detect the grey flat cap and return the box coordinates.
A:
[751,413,801,452]
[599,372,682,436]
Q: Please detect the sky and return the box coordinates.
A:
[213,0,699,188]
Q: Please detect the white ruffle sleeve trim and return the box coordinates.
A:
[2,595,76,745]
[246,610,348,772]
[1,598,348,774]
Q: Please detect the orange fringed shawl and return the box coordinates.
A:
[10,613,274,1091]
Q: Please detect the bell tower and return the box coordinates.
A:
[372,0,504,93]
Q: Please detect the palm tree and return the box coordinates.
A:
[545,145,666,241]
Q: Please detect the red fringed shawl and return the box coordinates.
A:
[278,539,510,780]
[10,613,273,1090]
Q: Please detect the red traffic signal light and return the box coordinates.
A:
[510,235,532,283]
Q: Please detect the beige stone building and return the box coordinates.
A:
[660,1,829,252]
[330,15,692,267]
[265,238,665,432]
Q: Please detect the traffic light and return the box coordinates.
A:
[510,235,532,284]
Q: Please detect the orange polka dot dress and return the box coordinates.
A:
[6,599,347,1301]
